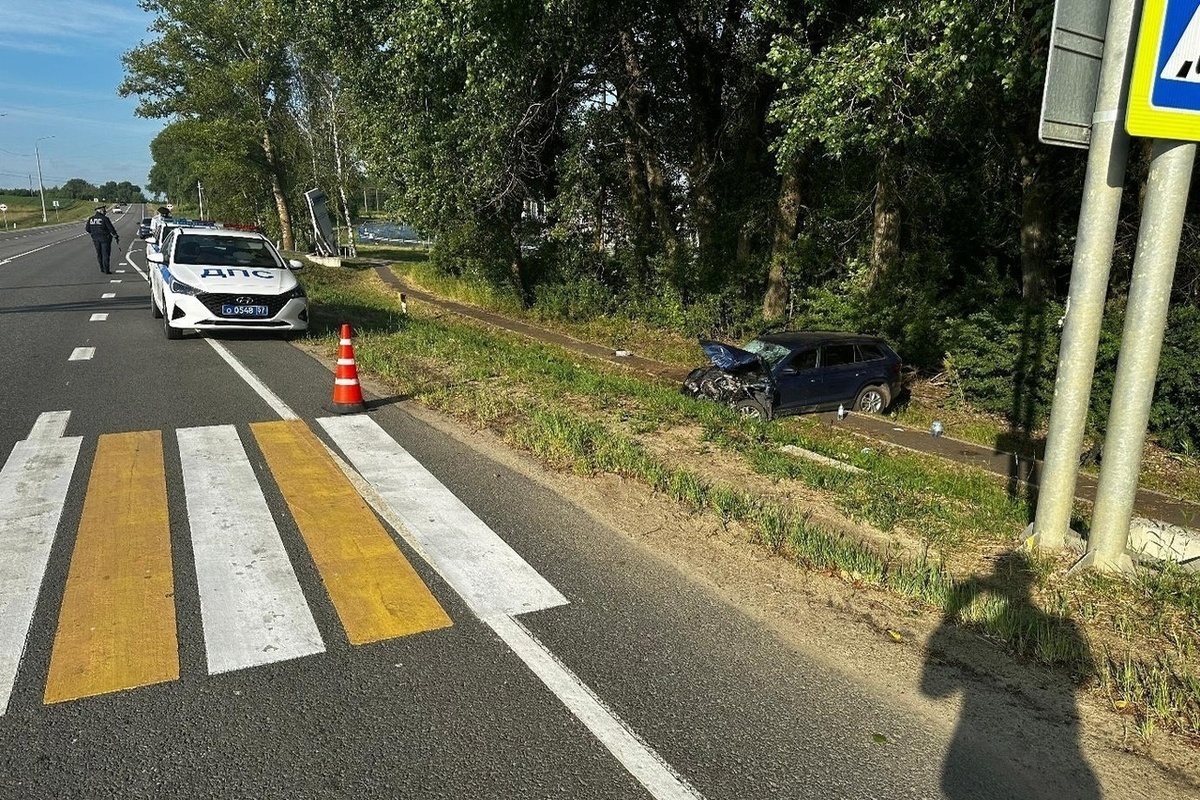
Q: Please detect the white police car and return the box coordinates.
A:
[147,226,308,340]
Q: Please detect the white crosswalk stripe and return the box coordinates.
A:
[0,415,81,715]
[319,414,567,617]
[177,425,325,674]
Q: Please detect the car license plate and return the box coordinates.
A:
[221,304,269,317]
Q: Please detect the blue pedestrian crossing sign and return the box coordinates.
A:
[1129,0,1200,139]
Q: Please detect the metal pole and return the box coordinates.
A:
[34,140,49,223]
[1028,0,1137,550]
[1076,139,1195,574]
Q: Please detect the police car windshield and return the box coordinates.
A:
[173,235,282,269]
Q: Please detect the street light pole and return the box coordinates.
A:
[34,136,54,223]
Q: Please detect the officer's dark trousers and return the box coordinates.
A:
[91,236,112,273]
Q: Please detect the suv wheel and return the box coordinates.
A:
[732,398,770,421]
[150,287,163,319]
[854,385,891,414]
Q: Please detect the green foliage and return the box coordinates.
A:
[1087,299,1200,454]
[1152,305,1200,453]
[942,301,1062,430]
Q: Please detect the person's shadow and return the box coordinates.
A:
[921,552,1102,799]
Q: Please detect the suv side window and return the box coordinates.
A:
[790,348,818,371]
[857,344,884,362]
[821,343,856,367]
[160,230,176,257]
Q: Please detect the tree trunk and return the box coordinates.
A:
[262,129,294,251]
[618,29,676,278]
[763,157,803,321]
[1019,172,1052,304]
[328,85,356,244]
[672,3,747,273]
[623,133,653,265]
[644,152,678,263]
[594,183,606,253]
[870,151,900,288]
[1011,121,1056,303]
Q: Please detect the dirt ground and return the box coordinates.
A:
[392,394,1200,798]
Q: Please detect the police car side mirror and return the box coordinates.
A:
[146,250,164,263]
[288,259,304,271]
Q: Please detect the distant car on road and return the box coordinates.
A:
[146,226,308,340]
[681,331,904,421]
[137,217,153,239]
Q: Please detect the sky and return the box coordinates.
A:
[0,1,163,192]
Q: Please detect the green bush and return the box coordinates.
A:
[1150,304,1200,453]
[942,300,1063,430]
[1089,300,1199,454]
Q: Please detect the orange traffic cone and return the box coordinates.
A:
[331,323,367,414]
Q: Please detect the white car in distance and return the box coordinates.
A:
[147,227,309,340]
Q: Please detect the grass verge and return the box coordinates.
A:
[299,256,1200,744]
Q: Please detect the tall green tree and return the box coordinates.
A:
[120,0,300,249]
[325,0,590,300]
[767,0,1056,295]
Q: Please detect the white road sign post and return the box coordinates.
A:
[1030,0,1138,553]
[0,203,7,229]
[1069,0,1199,574]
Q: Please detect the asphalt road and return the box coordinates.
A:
[0,210,1137,799]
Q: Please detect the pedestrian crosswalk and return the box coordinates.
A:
[0,412,565,716]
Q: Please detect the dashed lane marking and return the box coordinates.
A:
[68,347,94,361]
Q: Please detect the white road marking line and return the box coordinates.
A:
[204,340,298,420]
[0,434,82,715]
[319,415,700,800]
[101,293,116,299]
[489,615,704,800]
[318,415,566,617]
[108,280,120,284]
[124,253,149,282]
[28,411,71,440]
[68,348,95,361]
[116,270,126,274]
[0,238,81,264]
[89,313,108,322]
[177,425,324,674]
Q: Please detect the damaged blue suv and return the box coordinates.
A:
[681,331,904,421]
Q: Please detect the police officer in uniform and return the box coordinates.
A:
[85,206,120,274]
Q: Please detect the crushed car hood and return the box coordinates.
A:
[699,340,763,373]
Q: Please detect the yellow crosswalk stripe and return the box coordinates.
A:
[44,431,178,704]
[252,420,451,644]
